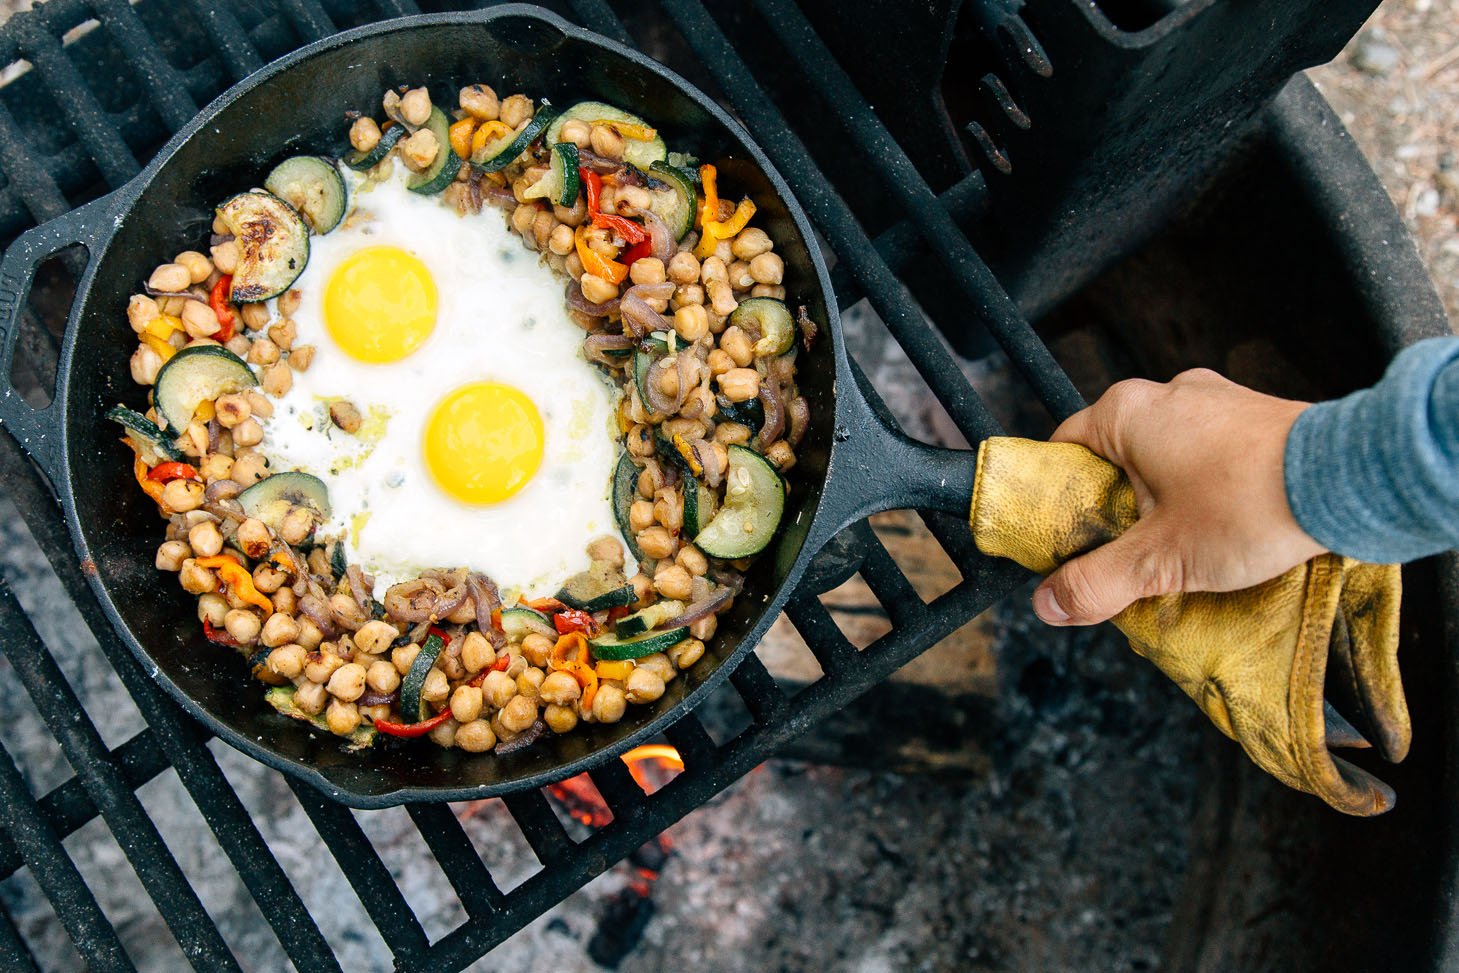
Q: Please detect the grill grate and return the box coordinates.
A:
[0,0,1339,969]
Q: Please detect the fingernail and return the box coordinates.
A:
[1033,586,1070,624]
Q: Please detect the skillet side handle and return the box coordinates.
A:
[800,369,983,556]
[0,195,116,493]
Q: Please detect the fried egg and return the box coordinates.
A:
[258,161,634,598]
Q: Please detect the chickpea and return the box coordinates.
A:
[655,490,685,531]
[718,368,761,403]
[538,670,582,705]
[672,283,705,309]
[639,468,656,500]
[148,263,190,293]
[532,210,556,251]
[293,682,328,716]
[398,86,431,126]
[396,128,437,170]
[224,609,262,644]
[227,417,262,449]
[580,272,619,305]
[224,335,252,358]
[365,660,400,695]
[766,440,796,471]
[720,326,754,367]
[127,294,160,333]
[637,652,676,685]
[654,564,694,601]
[457,631,492,673]
[637,525,675,560]
[128,344,164,386]
[325,662,367,702]
[630,572,654,606]
[423,717,456,748]
[272,586,297,616]
[655,360,680,398]
[749,251,785,285]
[247,564,282,597]
[279,505,315,545]
[196,593,227,628]
[184,520,222,558]
[260,612,299,648]
[349,116,382,153]
[668,304,707,343]
[214,393,250,428]
[392,642,420,675]
[455,719,496,752]
[264,643,305,680]
[229,522,267,565]
[707,279,739,316]
[629,257,666,287]
[155,539,190,571]
[586,535,624,567]
[499,93,533,128]
[706,349,735,377]
[676,544,708,577]
[625,667,667,705]
[287,346,315,372]
[620,501,653,537]
[261,362,292,397]
[349,620,394,658]
[615,185,652,216]
[233,453,270,491]
[588,123,625,160]
[544,703,579,734]
[449,684,484,724]
[210,240,240,275]
[267,318,296,351]
[510,203,537,238]
[517,667,545,700]
[725,260,755,291]
[483,669,516,709]
[669,637,706,669]
[239,301,269,332]
[325,698,360,736]
[731,227,773,260]
[666,250,700,284]
[559,117,591,148]
[751,284,787,300]
[178,559,215,595]
[591,683,627,723]
[498,694,536,733]
[453,82,497,121]
[159,478,202,514]
[548,223,575,256]
[714,421,751,446]
[689,613,717,641]
[244,390,273,419]
[521,632,555,669]
[176,299,218,340]
[304,650,343,686]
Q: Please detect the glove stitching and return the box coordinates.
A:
[1291,556,1335,801]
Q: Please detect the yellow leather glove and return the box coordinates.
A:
[969,437,1409,816]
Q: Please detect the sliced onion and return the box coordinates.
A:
[204,479,241,502]
[384,579,444,622]
[642,359,678,415]
[346,564,371,615]
[482,183,517,210]
[787,396,810,446]
[661,583,737,629]
[583,332,634,356]
[795,304,817,350]
[206,418,221,454]
[627,281,675,302]
[494,719,546,755]
[468,170,484,213]
[691,440,722,488]
[640,208,675,262]
[575,148,624,173]
[620,291,665,339]
[673,352,696,410]
[299,594,340,639]
[518,612,557,639]
[209,232,235,247]
[201,498,243,523]
[432,584,471,622]
[566,280,621,318]
[144,285,206,304]
[708,564,743,589]
[359,690,398,707]
[758,378,785,445]
[467,573,506,650]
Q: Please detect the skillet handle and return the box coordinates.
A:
[800,365,982,556]
[0,194,118,492]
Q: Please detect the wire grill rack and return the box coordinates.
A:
[0,0,1092,968]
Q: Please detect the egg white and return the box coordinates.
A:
[259,161,636,598]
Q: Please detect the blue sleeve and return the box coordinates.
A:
[1284,336,1459,563]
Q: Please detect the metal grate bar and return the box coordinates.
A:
[0,729,171,880]
[14,22,139,187]
[727,652,787,724]
[370,0,422,17]
[661,711,717,770]
[286,779,430,962]
[0,579,239,971]
[748,0,1084,420]
[0,740,132,971]
[500,790,574,866]
[784,594,859,675]
[0,438,343,972]
[587,759,644,817]
[856,535,920,626]
[87,0,198,130]
[565,0,632,46]
[180,0,263,82]
[0,900,41,973]
[651,0,1006,447]
[405,804,504,918]
[275,0,336,41]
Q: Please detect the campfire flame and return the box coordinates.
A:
[619,744,685,791]
[545,744,685,829]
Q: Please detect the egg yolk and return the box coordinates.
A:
[424,382,544,504]
[324,246,437,362]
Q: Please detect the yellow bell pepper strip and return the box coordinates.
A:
[194,399,215,423]
[695,196,757,259]
[587,119,658,141]
[448,117,478,160]
[574,225,629,286]
[470,120,514,159]
[672,434,703,477]
[594,659,634,682]
[143,315,182,341]
[141,332,176,362]
[696,164,719,230]
[193,554,274,616]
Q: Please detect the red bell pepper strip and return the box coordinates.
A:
[202,618,239,647]
[620,238,654,266]
[553,609,599,638]
[209,275,235,342]
[580,167,602,214]
[373,709,453,738]
[592,212,647,244]
[146,461,199,483]
[607,604,635,621]
[427,625,451,648]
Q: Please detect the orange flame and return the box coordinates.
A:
[620,744,685,792]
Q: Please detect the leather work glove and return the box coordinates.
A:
[969,437,1409,816]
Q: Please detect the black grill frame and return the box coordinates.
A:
[0,1,1453,970]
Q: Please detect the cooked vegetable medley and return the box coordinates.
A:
[111,82,809,754]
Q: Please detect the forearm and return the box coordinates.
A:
[1284,336,1459,563]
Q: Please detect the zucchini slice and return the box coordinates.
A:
[648,161,696,240]
[265,156,347,234]
[613,599,686,639]
[717,393,764,430]
[557,560,635,612]
[591,626,689,661]
[237,471,331,534]
[400,631,445,723]
[613,451,643,561]
[732,298,796,357]
[346,123,404,171]
[265,685,376,750]
[547,101,667,172]
[470,102,558,172]
[153,345,257,435]
[500,606,555,642]
[106,405,184,464]
[216,191,310,302]
[407,106,462,195]
[522,142,581,207]
[693,445,786,558]
[683,474,718,538]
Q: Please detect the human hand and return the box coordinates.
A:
[1033,368,1327,626]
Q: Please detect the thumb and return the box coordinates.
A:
[1032,519,1181,626]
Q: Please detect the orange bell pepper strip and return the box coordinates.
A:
[130,448,166,504]
[448,117,478,160]
[587,119,658,142]
[146,461,198,483]
[470,120,514,160]
[696,164,719,230]
[574,225,628,286]
[193,554,274,616]
[595,659,634,681]
[695,197,756,258]
[549,631,600,707]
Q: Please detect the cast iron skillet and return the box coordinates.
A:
[0,6,977,808]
